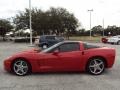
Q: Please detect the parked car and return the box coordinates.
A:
[37,35,64,49]
[4,41,115,76]
[101,37,108,43]
[107,35,120,45]
[14,37,36,43]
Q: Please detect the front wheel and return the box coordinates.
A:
[87,58,105,75]
[12,59,30,76]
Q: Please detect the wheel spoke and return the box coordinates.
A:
[14,63,20,67]
[16,68,20,73]
[97,66,102,71]
[20,61,23,66]
[98,62,103,66]
[93,67,97,73]
[23,66,28,69]
[20,69,25,74]
[94,60,98,65]
[89,65,95,68]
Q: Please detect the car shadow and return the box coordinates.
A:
[31,71,85,76]
[2,69,113,77]
[31,69,113,76]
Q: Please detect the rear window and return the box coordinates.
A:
[55,36,64,40]
[59,43,80,52]
[46,36,55,40]
[83,43,100,50]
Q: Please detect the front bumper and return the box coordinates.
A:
[4,60,12,72]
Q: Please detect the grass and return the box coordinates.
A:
[68,36,102,43]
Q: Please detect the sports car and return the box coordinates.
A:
[107,35,120,45]
[4,41,116,76]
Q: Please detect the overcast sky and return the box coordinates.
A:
[0,0,120,29]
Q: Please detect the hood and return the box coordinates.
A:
[5,48,42,61]
[9,48,41,59]
[23,48,41,53]
[12,48,41,57]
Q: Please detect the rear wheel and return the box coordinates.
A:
[87,58,105,75]
[42,44,48,49]
[117,41,120,45]
[12,59,30,76]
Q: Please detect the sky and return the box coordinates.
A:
[0,0,120,29]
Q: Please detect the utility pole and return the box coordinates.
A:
[88,9,93,38]
[103,19,104,37]
[29,0,32,45]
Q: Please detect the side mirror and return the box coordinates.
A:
[52,50,59,55]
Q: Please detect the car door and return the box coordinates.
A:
[57,42,83,71]
[37,52,61,72]
[38,42,83,72]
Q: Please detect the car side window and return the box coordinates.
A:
[59,43,80,52]
[83,43,100,50]
[55,36,64,40]
[46,36,55,40]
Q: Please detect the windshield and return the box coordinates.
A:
[56,36,64,40]
[112,36,118,38]
[41,42,63,53]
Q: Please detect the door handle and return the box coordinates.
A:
[82,51,84,55]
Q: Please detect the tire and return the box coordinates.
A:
[86,58,105,75]
[117,41,120,45]
[42,44,48,49]
[12,59,31,76]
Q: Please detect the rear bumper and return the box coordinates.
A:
[107,50,116,68]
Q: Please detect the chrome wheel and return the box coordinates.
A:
[13,60,29,76]
[42,44,48,49]
[88,58,105,75]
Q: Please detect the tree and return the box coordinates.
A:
[0,19,13,41]
[91,25,120,36]
[92,25,103,36]
[104,25,120,36]
[13,7,80,36]
[76,28,85,36]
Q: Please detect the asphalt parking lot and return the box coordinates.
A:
[0,42,120,90]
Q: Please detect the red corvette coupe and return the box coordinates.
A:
[4,41,115,76]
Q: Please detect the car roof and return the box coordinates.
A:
[41,35,57,37]
[61,41,82,43]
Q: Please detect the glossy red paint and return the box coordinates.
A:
[4,41,116,74]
